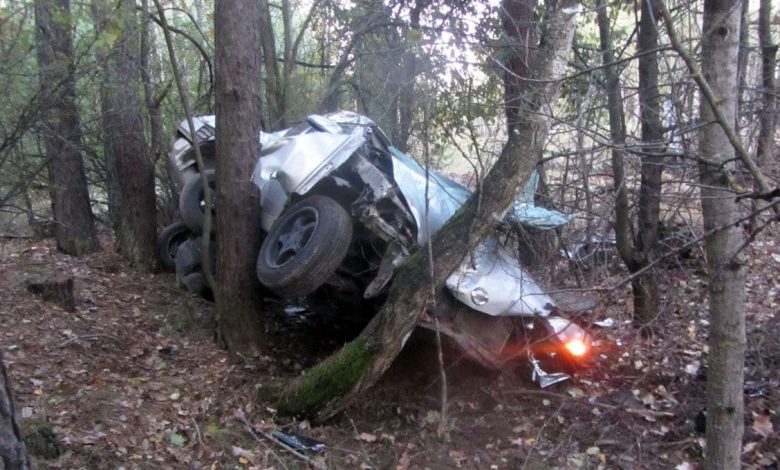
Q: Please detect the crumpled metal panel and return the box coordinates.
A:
[176,115,215,142]
[258,129,287,148]
[250,132,365,196]
[389,148,470,245]
[388,148,571,242]
[445,236,556,317]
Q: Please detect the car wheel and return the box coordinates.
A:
[157,221,190,272]
[256,195,353,299]
[179,170,216,234]
[175,236,216,298]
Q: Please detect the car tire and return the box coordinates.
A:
[181,272,208,296]
[179,170,216,234]
[157,221,191,272]
[175,237,216,298]
[256,195,353,299]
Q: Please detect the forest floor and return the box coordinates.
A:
[0,228,778,470]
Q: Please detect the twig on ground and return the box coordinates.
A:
[348,417,378,468]
[504,388,677,419]
[190,417,203,450]
[58,334,119,348]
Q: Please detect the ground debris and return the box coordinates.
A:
[25,274,75,312]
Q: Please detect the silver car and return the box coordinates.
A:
[164,111,591,386]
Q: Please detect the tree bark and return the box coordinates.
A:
[502,0,538,130]
[699,1,747,467]
[596,0,632,271]
[634,0,663,325]
[214,0,267,358]
[0,353,30,470]
[34,0,99,257]
[258,0,285,128]
[141,0,167,168]
[92,0,157,271]
[756,0,777,168]
[277,0,581,422]
[736,0,749,131]
[396,2,426,153]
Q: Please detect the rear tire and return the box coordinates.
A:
[157,222,190,272]
[179,170,216,234]
[256,195,353,299]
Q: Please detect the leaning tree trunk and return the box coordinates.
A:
[34,0,99,257]
[277,0,581,422]
[502,0,538,129]
[699,1,747,468]
[213,0,267,358]
[0,353,30,470]
[92,0,157,271]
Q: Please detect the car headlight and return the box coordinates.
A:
[545,316,589,357]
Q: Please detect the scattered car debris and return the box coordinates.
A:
[269,429,325,454]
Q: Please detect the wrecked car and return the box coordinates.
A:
[159,111,592,386]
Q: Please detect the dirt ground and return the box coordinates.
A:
[0,229,777,469]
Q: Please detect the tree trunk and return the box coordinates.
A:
[596,0,633,271]
[699,1,747,467]
[634,0,663,325]
[396,2,427,153]
[736,0,749,132]
[502,0,538,130]
[0,353,30,470]
[277,0,581,422]
[92,0,157,271]
[756,0,777,168]
[214,0,267,358]
[258,0,285,128]
[141,0,167,167]
[34,0,99,257]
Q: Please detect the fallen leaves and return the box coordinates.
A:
[752,411,774,438]
[357,432,378,443]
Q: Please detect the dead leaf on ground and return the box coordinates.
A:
[357,432,377,443]
[752,411,774,438]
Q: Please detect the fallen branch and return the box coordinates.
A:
[505,388,676,418]
[735,188,780,202]
[58,334,119,348]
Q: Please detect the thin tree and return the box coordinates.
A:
[277,0,581,421]
[632,0,664,325]
[596,0,632,303]
[92,0,157,271]
[698,1,747,467]
[213,0,267,356]
[34,0,99,256]
[756,0,777,168]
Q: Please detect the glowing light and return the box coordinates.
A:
[565,339,587,357]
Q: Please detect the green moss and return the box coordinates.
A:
[23,421,60,459]
[277,338,374,418]
[255,382,282,403]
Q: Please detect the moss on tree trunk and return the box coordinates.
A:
[278,338,375,417]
